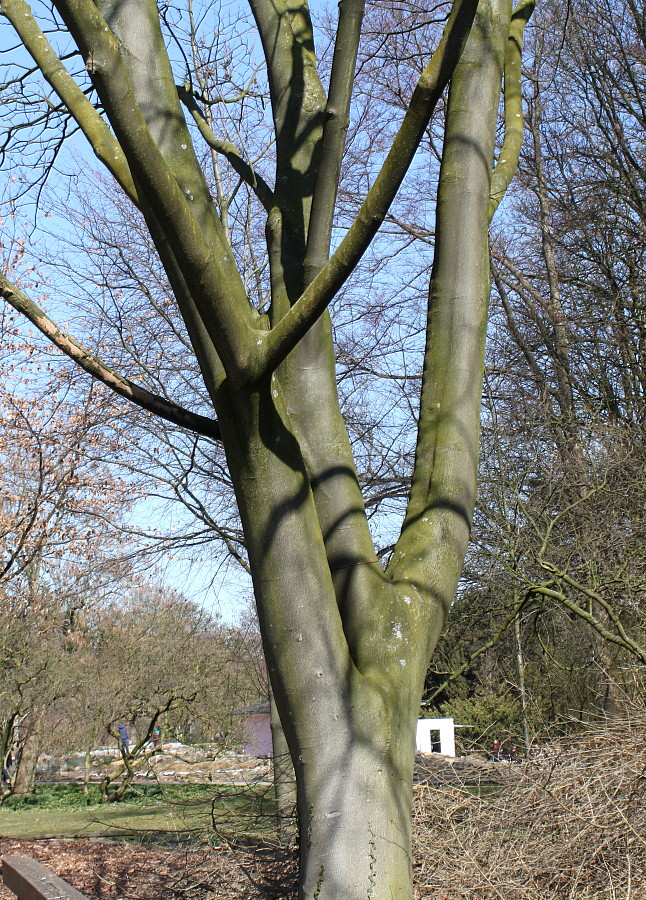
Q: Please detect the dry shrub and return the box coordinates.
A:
[413,715,646,899]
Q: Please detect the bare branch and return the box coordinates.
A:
[1,0,138,205]
[533,581,646,665]
[52,0,259,382]
[254,0,479,379]
[177,85,275,212]
[0,275,221,441]
[488,0,535,222]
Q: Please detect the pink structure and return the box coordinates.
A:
[240,702,273,757]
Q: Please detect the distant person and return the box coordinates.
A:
[509,744,518,762]
[118,723,130,755]
[151,728,160,749]
[491,738,501,761]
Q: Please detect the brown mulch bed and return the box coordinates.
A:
[0,839,297,900]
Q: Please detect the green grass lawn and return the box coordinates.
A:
[0,783,276,844]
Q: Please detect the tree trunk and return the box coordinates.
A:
[0,713,16,795]
[592,617,622,718]
[82,747,92,795]
[212,2,510,896]
[296,721,417,900]
[217,378,431,900]
[270,690,296,841]
[513,609,531,751]
[12,715,43,798]
[0,0,516,895]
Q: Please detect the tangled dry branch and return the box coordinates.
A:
[413,714,646,899]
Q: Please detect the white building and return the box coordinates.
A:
[416,717,456,757]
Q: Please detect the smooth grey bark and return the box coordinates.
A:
[214,379,426,899]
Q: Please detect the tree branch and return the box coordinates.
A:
[423,589,532,704]
[1,0,138,206]
[303,0,366,284]
[387,0,510,613]
[177,85,275,212]
[253,0,479,379]
[52,0,258,382]
[488,0,535,222]
[533,581,646,665]
[539,561,646,661]
[0,275,222,441]
[492,268,555,392]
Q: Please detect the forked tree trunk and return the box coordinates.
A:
[213,1,512,896]
[0,0,525,896]
[217,378,433,900]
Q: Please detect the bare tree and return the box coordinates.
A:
[0,0,533,896]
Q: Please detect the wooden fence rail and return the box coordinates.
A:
[2,856,90,900]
